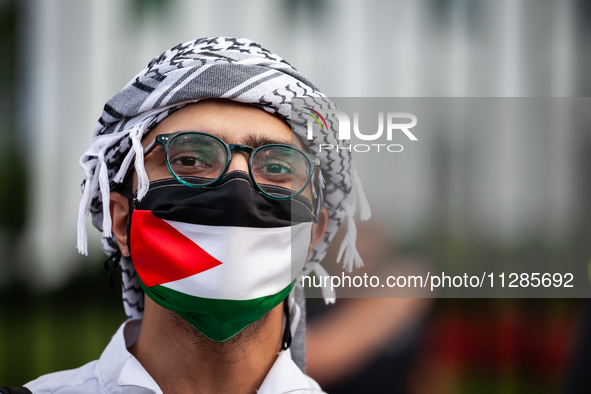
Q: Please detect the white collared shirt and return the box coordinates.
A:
[25,319,324,394]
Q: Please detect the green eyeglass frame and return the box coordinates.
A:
[148,131,322,201]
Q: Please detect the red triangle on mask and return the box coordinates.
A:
[130,210,222,287]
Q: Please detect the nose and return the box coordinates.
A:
[225,151,250,174]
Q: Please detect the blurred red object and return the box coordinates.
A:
[412,301,578,393]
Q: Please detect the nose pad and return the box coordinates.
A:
[225,151,250,174]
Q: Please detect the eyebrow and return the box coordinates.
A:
[241,135,291,148]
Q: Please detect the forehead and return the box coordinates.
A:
[142,99,304,149]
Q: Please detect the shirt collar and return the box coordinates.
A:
[96,319,156,394]
[96,319,318,394]
[118,356,162,393]
[257,348,319,393]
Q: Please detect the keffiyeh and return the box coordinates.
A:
[76,37,370,370]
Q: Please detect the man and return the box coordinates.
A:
[23,37,369,394]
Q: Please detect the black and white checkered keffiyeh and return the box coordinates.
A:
[76,37,370,370]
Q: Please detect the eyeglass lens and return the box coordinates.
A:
[167,133,227,185]
[167,133,311,197]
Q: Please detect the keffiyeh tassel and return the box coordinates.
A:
[336,165,371,273]
[129,123,150,201]
[312,169,326,199]
[77,162,97,255]
[98,153,111,238]
[318,169,326,189]
[313,264,336,304]
[311,169,326,220]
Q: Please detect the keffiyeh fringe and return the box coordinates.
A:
[77,104,186,255]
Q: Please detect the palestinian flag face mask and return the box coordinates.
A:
[129,171,314,342]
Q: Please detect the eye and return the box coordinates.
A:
[262,162,291,175]
[168,151,224,179]
[170,153,209,168]
[180,157,196,166]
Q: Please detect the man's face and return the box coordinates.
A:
[139,99,314,201]
[111,98,327,258]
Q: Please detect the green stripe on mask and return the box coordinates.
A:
[139,276,293,342]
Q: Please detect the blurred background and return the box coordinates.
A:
[1,0,591,392]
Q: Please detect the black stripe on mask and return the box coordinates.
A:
[133,171,314,228]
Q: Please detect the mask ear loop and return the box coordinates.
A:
[125,189,135,259]
[281,298,292,350]
[104,253,122,288]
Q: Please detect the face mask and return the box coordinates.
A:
[129,171,314,342]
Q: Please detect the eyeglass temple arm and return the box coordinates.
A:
[143,139,157,155]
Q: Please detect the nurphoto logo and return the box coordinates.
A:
[306,109,418,153]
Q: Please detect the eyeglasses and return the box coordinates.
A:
[147,131,321,200]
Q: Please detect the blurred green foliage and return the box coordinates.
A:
[0,148,27,233]
[0,1,26,233]
[0,264,126,385]
[131,0,172,23]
